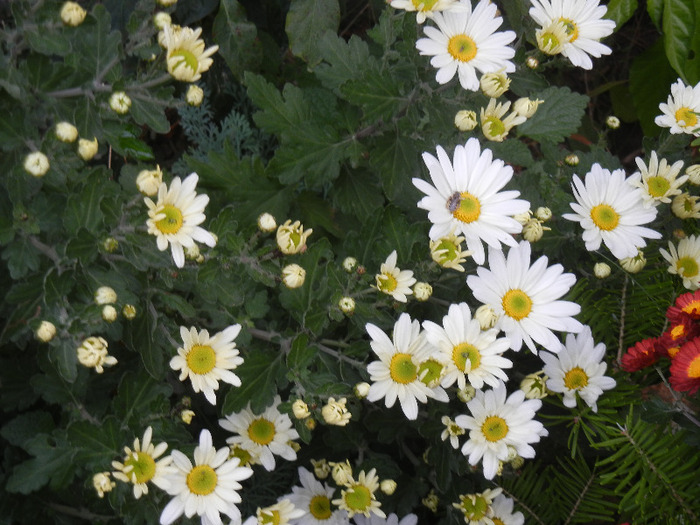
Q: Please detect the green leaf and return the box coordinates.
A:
[112,370,173,427]
[342,64,407,122]
[129,94,171,134]
[222,350,284,414]
[1,237,40,279]
[1,411,54,451]
[332,169,385,221]
[212,0,262,79]
[62,173,112,235]
[103,122,154,161]
[605,0,638,29]
[49,340,78,383]
[486,139,534,168]
[65,228,99,263]
[285,0,340,67]
[76,4,122,77]
[67,418,123,467]
[662,0,699,84]
[286,334,314,370]
[369,130,423,208]
[516,86,589,143]
[316,33,372,92]
[647,0,664,29]
[5,432,75,494]
[124,302,164,379]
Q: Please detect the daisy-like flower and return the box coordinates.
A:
[452,487,502,524]
[415,0,516,91]
[112,426,174,499]
[373,250,416,302]
[332,469,385,519]
[430,232,471,271]
[277,219,313,255]
[467,241,583,353]
[353,513,418,525]
[627,151,687,207]
[441,415,466,449]
[456,382,548,480]
[540,326,616,412]
[660,235,700,290]
[480,98,526,142]
[413,138,529,265]
[562,163,661,259]
[655,79,700,136]
[170,325,244,405]
[658,313,700,358]
[490,494,524,525]
[620,337,660,372]
[145,173,216,268]
[668,290,700,323]
[162,25,218,82]
[423,302,512,390]
[672,192,700,219]
[287,467,348,525]
[390,0,458,24]
[366,313,449,420]
[529,0,615,70]
[255,499,305,525]
[159,429,253,525]
[77,336,118,373]
[219,395,299,472]
[670,338,700,393]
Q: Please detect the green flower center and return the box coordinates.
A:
[377,273,398,293]
[452,192,481,223]
[539,31,561,54]
[502,289,532,320]
[460,495,489,520]
[418,358,443,386]
[185,344,216,375]
[260,511,280,525]
[647,175,671,197]
[345,485,372,511]
[590,204,619,231]
[559,17,579,41]
[186,465,217,495]
[481,415,508,442]
[436,239,459,262]
[170,49,199,73]
[675,107,698,127]
[677,256,699,278]
[156,204,183,234]
[563,366,589,390]
[452,342,480,372]
[448,34,477,62]
[390,353,417,384]
[411,0,439,10]
[248,418,276,445]
[309,495,332,520]
[124,451,156,484]
[483,116,506,138]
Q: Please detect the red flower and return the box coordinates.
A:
[658,313,700,357]
[667,290,700,324]
[621,337,661,372]
[670,338,700,394]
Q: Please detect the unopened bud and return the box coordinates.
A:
[619,250,646,274]
[102,305,118,322]
[457,384,477,403]
[520,370,548,399]
[180,409,195,424]
[475,304,499,330]
[102,237,119,252]
[94,286,117,305]
[606,115,620,129]
[686,164,700,185]
[153,11,171,29]
[513,97,543,119]
[24,152,50,177]
[282,264,306,289]
[525,56,539,69]
[292,399,310,419]
[593,262,611,279]
[257,212,277,233]
[61,1,87,26]
[338,296,356,315]
[564,153,579,166]
[534,207,552,221]
[380,479,397,495]
[109,91,131,114]
[36,321,57,342]
[342,257,357,273]
[55,122,78,143]
[354,382,370,398]
[122,304,137,319]
[78,137,98,161]
[454,110,478,131]
[413,282,432,301]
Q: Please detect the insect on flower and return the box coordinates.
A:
[446,192,462,213]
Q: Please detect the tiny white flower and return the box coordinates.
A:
[373,250,416,302]
[627,151,687,207]
[655,78,700,136]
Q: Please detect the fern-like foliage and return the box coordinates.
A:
[595,407,700,523]
[498,463,558,525]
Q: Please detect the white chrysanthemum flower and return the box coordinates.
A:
[332,469,385,519]
[430,232,471,271]
[170,325,244,405]
[423,302,512,390]
[456,382,548,480]
[373,250,416,302]
[540,326,616,412]
[655,79,700,136]
[490,494,525,525]
[390,0,458,24]
[441,415,465,449]
[660,235,700,290]
[145,172,217,268]
[413,138,529,265]
[366,313,449,420]
[562,163,661,259]
[77,336,117,373]
[467,241,583,353]
[219,395,299,471]
[256,499,305,524]
[287,467,349,525]
[159,429,253,525]
[415,0,516,91]
[162,25,218,82]
[112,426,175,499]
[529,0,615,70]
[353,512,418,525]
[452,488,502,524]
[627,151,687,207]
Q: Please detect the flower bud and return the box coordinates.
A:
[520,370,548,399]
[593,262,611,279]
[92,472,115,498]
[525,56,539,69]
[55,121,78,143]
[534,207,552,221]
[78,137,98,161]
[480,70,510,98]
[102,305,118,323]
[136,166,163,196]
[338,296,356,315]
[380,479,397,495]
[180,409,195,424]
[330,460,353,486]
[61,1,87,26]
[77,336,117,373]
[457,384,477,403]
[184,244,200,261]
[257,212,277,233]
[674,229,687,240]
[522,218,546,243]
[513,97,543,119]
[311,458,330,479]
[292,399,310,419]
[36,321,57,342]
[475,304,498,330]
[510,455,525,469]
[512,210,532,226]
[606,115,620,129]
[94,286,117,305]
[24,152,50,177]
[354,382,370,398]
[413,282,432,301]
[686,164,700,185]
[321,397,351,426]
[282,264,306,289]
[564,153,579,166]
[102,237,119,252]
[619,250,646,274]
[122,304,137,319]
[109,91,131,114]
[454,110,478,131]
[153,11,171,29]
[342,256,357,273]
[276,220,312,254]
[305,418,316,431]
[186,85,204,106]
[672,193,700,219]
[422,490,439,512]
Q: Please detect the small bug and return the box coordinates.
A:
[446,192,461,213]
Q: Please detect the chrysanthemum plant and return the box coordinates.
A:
[4,0,700,524]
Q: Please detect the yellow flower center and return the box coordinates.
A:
[156,204,184,234]
[124,451,156,484]
[418,358,444,386]
[481,415,509,442]
[390,353,417,384]
[563,367,589,390]
[260,511,280,525]
[186,465,217,495]
[230,445,252,466]
[170,49,199,73]
[377,273,398,293]
[460,494,489,520]
[688,355,700,378]
[309,495,332,520]
[647,175,671,198]
[502,289,532,320]
[185,344,216,375]
[452,342,481,372]
[483,117,506,139]
[452,192,481,223]
[590,204,619,231]
[411,0,439,10]
[559,17,579,42]
[248,418,276,445]
[677,256,699,278]
[683,300,700,315]
[435,239,459,263]
[675,107,698,127]
[447,34,478,62]
[345,485,372,511]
